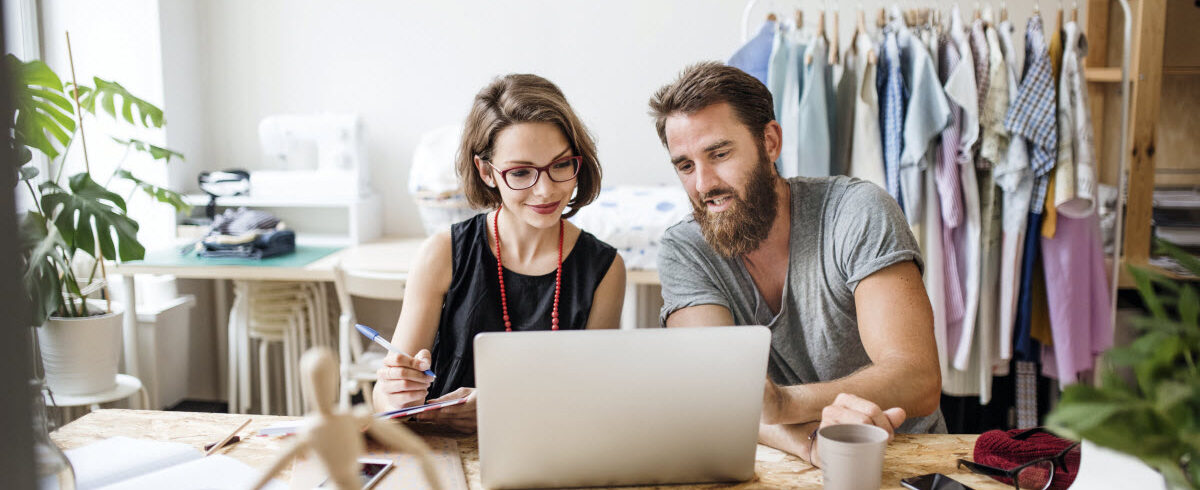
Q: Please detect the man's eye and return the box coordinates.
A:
[714,151,729,159]
[677,163,693,173]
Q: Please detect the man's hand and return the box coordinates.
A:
[413,387,477,433]
[373,349,434,411]
[812,393,906,467]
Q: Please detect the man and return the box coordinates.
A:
[649,62,944,466]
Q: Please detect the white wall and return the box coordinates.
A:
[188,0,748,237]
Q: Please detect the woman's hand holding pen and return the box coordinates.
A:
[374,349,435,410]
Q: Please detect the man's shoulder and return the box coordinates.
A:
[661,215,702,244]
[787,176,887,215]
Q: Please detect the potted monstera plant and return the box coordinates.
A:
[9,52,188,396]
[1046,240,1200,489]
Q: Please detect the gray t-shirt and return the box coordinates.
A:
[658,176,946,434]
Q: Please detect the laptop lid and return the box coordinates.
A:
[474,326,771,489]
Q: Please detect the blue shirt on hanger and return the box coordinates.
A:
[729,21,777,86]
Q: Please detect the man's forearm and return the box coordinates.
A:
[770,361,940,425]
[758,420,821,465]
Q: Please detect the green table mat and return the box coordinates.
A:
[128,245,342,268]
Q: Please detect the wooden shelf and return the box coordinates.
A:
[1085,67,1122,83]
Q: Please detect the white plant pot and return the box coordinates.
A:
[38,301,123,396]
[1069,440,1168,489]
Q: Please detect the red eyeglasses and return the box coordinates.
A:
[485,156,581,190]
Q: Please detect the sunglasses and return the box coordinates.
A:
[957,428,1080,490]
[485,155,582,191]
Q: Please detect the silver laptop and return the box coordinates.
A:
[474,326,771,489]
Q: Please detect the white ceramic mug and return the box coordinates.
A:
[817,423,889,490]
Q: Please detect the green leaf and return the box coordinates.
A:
[1129,265,1170,320]
[72,77,164,128]
[1179,285,1199,329]
[16,145,32,165]
[115,170,192,213]
[18,212,68,325]
[110,137,184,163]
[39,173,144,262]
[1155,381,1193,414]
[1045,399,1127,436]
[19,165,39,181]
[6,54,76,160]
[1156,238,1200,279]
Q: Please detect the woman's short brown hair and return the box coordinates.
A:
[455,74,601,219]
[648,62,775,147]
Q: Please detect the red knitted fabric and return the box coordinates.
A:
[973,428,1080,489]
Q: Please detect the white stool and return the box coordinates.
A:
[45,374,149,425]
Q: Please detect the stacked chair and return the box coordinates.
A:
[227,280,333,415]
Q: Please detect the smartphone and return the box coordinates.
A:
[317,457,396,489]
[900,473,975,490]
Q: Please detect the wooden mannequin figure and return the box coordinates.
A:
[251,348,442,490]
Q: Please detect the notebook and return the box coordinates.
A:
[65,436,285,490]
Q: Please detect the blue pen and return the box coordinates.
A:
[354,324,436,377]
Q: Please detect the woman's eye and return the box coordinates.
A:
[552,161,572,170]
[509,169,532,178]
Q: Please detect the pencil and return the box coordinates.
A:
[205,418,251,456]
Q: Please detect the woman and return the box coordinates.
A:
[372,74,626,431]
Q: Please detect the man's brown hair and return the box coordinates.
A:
[456,74,601,218]
[647,62,775,147]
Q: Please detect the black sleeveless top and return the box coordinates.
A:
[428,213,617,398]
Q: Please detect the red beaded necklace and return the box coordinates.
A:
[493,206,563,332]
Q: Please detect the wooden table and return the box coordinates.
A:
[53,410,1004,489]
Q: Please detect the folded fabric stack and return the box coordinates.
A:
[569,185,692,270]
[197,208,295,259]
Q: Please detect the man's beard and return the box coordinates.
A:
[692,153,779,258]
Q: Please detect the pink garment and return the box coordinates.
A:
[1039,213,1113,384]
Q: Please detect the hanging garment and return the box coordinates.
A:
[796,37,834,177]
[1007,15,1056,361]
[729,20,778,85]
[936,32,967,341]
[878,24,906,207]
[1040,213,1113,384]
[1039,21,1110,385]
[834,36,858,177]
[972,9,1005,398]
[980,22,1010,174]
[1041,22,1065,240]
[969,19,991,167]
[940,7,981,373]
[1052,21,1097,218]
[847,33,887,188]
[777,31,808,178]
[898,23,951,225]
[1006,16,1057,219]
[993,19,1032,371]
[767,26,791,120]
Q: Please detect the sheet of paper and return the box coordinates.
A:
[290,436,467,490]
[98,454,285,490]
[66,436,201,490]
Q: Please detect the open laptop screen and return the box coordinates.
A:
[474,326,770,489]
